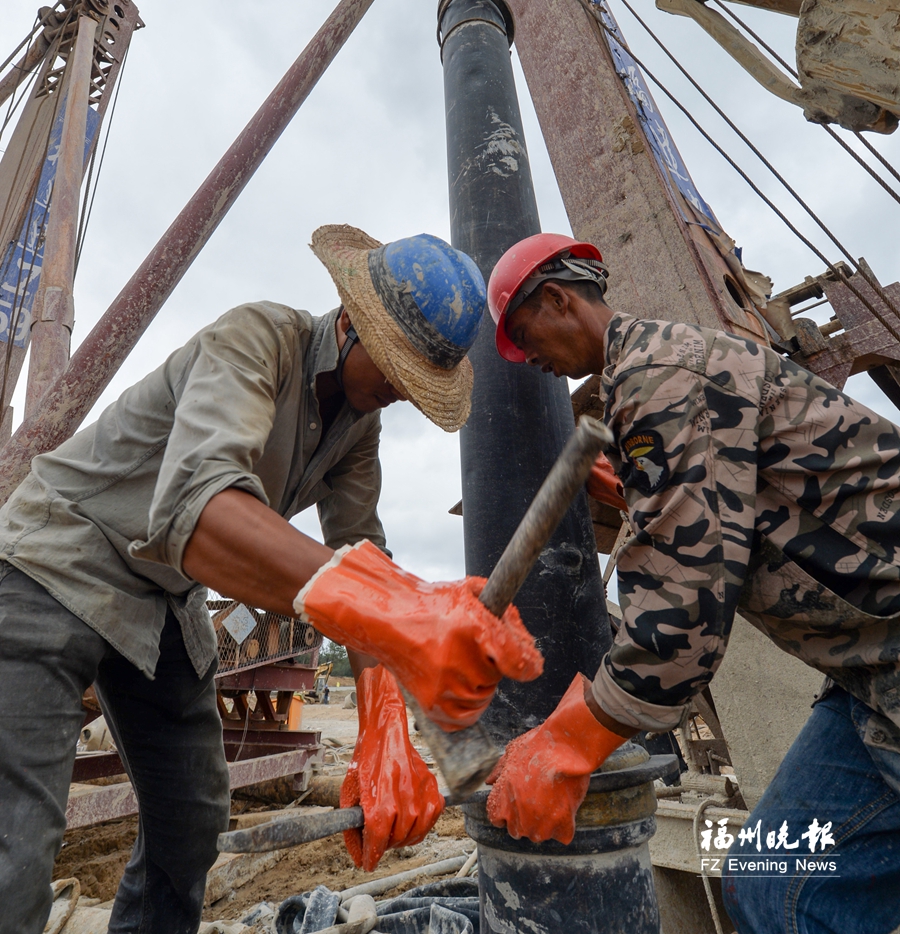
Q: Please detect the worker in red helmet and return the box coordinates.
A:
[484,232,900,934]
[491,234,626,511]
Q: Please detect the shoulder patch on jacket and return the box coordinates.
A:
[622,430,669,495]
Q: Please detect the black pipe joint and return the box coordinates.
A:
[438,0,515,53]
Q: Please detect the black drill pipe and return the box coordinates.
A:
[439,0,612,741]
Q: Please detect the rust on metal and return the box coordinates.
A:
[507,0,768,343]
[0,0,142,439]
[223,735,321,760]
[0,0,375,505]
[0,37,50,110]
[792,266,900,389]
[216,664,317,694]
[67,747,323,829]
[25,14,97,417]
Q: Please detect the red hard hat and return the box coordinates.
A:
[488,233,604,363]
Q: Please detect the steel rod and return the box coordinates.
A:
[479,417,613,617]
[217,756,678,853]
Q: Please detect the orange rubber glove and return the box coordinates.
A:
[485,674,629,844]
[586,452,626,511]
[341,665,444,871]
[294,541,543,732]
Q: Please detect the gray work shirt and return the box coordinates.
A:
[0,302,386,678]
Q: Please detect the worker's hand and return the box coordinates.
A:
[294,541,543,731]
[586,452,626,511]
[341,665,444,871]
[485,674,628,844]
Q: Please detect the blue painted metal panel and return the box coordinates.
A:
[0,99,99,347]
[591,1,721,234]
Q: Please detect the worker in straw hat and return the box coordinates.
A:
[482,232,900,934]
[0,224,542,934]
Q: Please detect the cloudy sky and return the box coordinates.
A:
[3,0,899,589]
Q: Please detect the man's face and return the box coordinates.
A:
[341,341,408,413]
[504,293,590,380]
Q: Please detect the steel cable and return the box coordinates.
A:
[75,28,129,274]
[586,0,900,344]
[0,2,67,78]
[710,0,900,198]
[1,15,41,139]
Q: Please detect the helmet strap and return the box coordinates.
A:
[335,323,359,393]
[510,255,609,315]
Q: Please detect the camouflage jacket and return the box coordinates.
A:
[591,314,900,734]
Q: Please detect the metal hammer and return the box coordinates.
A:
[403,415,612,802]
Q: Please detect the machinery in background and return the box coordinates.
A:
[303,662,334,704]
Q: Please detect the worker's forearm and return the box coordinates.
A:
[582,674,639,739]
[182,487,333,617]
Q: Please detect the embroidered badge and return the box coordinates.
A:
[621,430,669,496]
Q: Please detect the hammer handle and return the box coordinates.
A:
[405,417,613,801]
[216,756,680,853]
[478,417,613,618]
[219,806,366,853]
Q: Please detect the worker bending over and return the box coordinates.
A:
[484,233,900,934]
[0,225,542,934]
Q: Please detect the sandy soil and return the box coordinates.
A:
[301,697,363,746]
[53,815,138,903]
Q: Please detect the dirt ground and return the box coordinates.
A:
[53,814,138,904]
[54,696,472,924]
[206,809,470,922]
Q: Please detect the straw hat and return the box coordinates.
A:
[310,224,482,432]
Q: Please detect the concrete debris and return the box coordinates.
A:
[78,717,114,752]
[43,878,80,934]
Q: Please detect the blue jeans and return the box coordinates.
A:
[722,687,900,934]
[0,565,230,934]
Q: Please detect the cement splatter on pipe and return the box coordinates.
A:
[0,0,375,505]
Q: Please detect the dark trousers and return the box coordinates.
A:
[0,564,230,934]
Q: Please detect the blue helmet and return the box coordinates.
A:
[369,233,484,370]
[311,224,485,431]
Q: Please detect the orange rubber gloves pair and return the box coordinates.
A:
[587,452,626,511]
[485,674,630,845]
[294,540,544,732]
[341,664,444,871]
